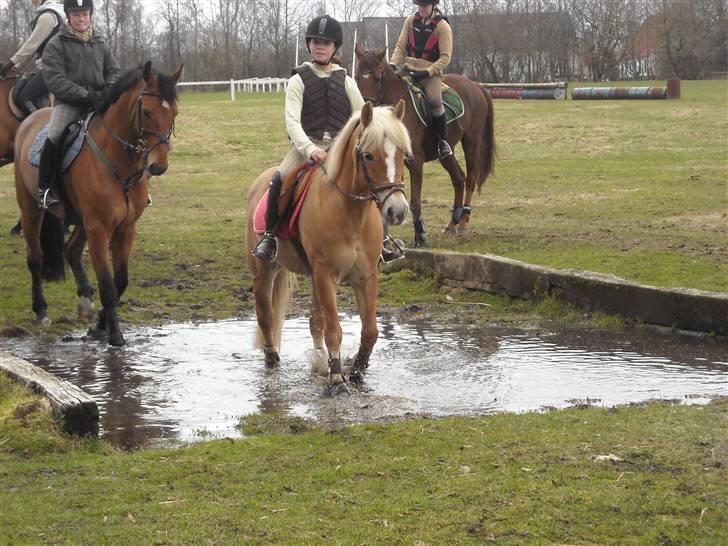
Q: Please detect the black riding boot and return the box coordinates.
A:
[433,113,453,159]
[252,171,283,261]
[37,140,59,208]
[17,72,49,114]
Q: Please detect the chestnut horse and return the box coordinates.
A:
[354,45,496,246]
[13,61,182,345]
[246,101,411,393]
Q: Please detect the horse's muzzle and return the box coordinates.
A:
[383,198,409,226]
[148,163,167,176]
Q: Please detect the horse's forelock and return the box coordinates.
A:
[359,107,412,157]
[325,107,411,181]
[157,72,179,104]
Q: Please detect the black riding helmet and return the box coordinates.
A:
[305,15,343,50]
[412,0,438,5]
[64,0,94,14]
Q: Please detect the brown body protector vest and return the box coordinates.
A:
[293,64,351,142]
[407,11,447,62]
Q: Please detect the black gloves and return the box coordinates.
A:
[410,70,429,82]
[82,90,102,108]
[0,60,15,77]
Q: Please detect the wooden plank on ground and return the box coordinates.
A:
[0,350,99,436]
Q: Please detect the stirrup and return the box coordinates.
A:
[381,237,406,264]
[252,232,277,261]
[438,140,453,159]
[38,188,59,208]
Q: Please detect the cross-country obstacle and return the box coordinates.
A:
[572,79,681,100]
[479,82,568,100]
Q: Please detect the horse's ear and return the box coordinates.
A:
[393,99,406,120]
[354,43,365,59]
[142,61,153,83]
[171,64,184,84]
[375,48,386,62]
[361,101,374,127]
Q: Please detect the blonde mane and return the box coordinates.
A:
[325,105,412,182]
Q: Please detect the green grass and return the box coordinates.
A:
[2,373,726,544]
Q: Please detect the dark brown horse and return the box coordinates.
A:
[0,70,23,166]
[246,101,411,393]
[354,45,496,246]
[13,61,182,345]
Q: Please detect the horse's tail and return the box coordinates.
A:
[476,85,497,193]
[40,213,66,282]
[253,270,296,351]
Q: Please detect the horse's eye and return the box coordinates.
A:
[143,109,151,119]
[363,152,374,161]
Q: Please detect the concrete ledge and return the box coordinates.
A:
[0,351,99,436]
[389,249,728,335]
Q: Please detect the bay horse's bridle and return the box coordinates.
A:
[329,120,406,212]
[85,84,175,191]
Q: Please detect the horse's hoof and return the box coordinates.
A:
[35,316,52,327]
[109,332,126,347]
[77,296,94,323]
[328,381,351,396]
[349,369,365,385]
[264,349,280,367]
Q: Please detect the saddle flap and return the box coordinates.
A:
[28,112,93,172]
[407,82,465,127]
[8,81,25,119]
[254,165,318,239]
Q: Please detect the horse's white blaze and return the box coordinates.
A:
[162,100,170,110]
[384,138,397,183]
[362,73,371,79]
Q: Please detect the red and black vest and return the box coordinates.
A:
[406,11,447,62]
[293,64,351,142]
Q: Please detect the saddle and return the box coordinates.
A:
[407,82,464,128]
[254,163,318,239]
[8,74,49,118]
[28,112,93,172]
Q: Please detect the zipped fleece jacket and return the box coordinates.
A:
[42,24,120,106]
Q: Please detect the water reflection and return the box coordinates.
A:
[1,316,726,449]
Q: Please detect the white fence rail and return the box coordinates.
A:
[177,77,289,101]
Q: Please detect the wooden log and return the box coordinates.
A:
[0,351,99,436]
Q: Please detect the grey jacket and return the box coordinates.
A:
[42,24,120,106]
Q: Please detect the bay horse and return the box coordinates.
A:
[354,45,496,247]
[246,100,411,393]
[13,61,182,346]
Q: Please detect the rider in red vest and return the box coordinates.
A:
[390,0,453,159]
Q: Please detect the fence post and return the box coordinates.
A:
[230,79,235,101]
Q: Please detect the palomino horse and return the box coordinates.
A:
[246,100,411,393]
[354,45,496,247]
[0,70,23,166]
[14,61,182,345]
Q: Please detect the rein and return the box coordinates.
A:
[84,86,174,192]
[328,120,405,211]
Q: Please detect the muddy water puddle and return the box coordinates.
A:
[2,316,726,449]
